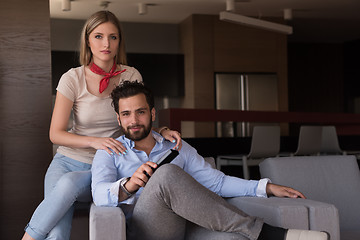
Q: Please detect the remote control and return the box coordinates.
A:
[155,149,179,169]
[144,149,179,178]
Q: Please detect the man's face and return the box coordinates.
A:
[116,93,155,141]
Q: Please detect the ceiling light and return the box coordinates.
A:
[220,11,293,35]
[138,3,147,15]
[62,0,71,11]
[99,1,111,9]
[226,0,235,12]
[284,8,292,20]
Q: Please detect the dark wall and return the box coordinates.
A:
[288,40,360,115]
[51,51,80,94]
[51,51,184,97]
[288,42,344,113]
[127,53,184,97]
[344,39,360,112]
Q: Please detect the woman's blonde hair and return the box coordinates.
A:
[79,11,127,66]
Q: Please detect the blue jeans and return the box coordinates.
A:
[25,153,92,240]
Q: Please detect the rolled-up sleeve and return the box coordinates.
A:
[219,177,271,198]
[179,141,264,198]
[91,150,120,206]
[219,176,258,197]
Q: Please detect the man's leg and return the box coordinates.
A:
[257,223,287,240]
[128,164,263,240]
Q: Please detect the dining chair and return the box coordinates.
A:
[216,125,280,179]
[293,126,322,156]
[320,126,346,155]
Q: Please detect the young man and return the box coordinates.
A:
[91,81,328,240]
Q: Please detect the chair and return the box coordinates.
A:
[320,126,346,155]
[216,126,280,179]
[293,125,322,156]
[260,155,360,240]
[89,157,338,240]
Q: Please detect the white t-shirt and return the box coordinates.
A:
[56,65,142,164]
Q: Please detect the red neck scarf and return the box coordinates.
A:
[89,61,126,93]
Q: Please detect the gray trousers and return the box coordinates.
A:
[127,164,263,240]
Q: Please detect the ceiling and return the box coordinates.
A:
[50,0,360,42]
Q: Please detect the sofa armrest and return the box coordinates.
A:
[89,203,126,240]
[299,198,340,240]
[226,197,340,240]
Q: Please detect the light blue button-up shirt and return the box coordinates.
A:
[91,131,269,216]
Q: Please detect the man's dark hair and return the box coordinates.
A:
[111,80,155,114]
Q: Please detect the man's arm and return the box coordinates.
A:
[174,141,258,197]
[117,161,158,202]
[91,150,122,206]
[177,141,306,199]
[92,147,159,206]
[177,141,260,196]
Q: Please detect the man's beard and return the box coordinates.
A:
[121,120,152,141]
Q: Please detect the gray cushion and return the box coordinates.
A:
[185,221,248,240]
[90,203,126,240]
[260,155,360,235]
[227,197,309,229]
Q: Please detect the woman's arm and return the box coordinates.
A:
[49,92,126,155]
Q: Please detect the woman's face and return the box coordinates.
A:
[88,21,120,64]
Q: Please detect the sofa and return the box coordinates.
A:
[259,155,360,240]
[89,157,340,240]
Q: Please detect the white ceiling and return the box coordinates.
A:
[50,0,360,42]
[50,0,360,22]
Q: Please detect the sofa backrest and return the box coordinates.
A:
[204,157,216,169]
[259,155,360,230]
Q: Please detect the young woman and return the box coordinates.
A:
[22,11,181,240]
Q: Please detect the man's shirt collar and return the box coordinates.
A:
[120,130,164,150]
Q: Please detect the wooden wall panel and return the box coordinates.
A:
[179,14,289,137]
[180,15,216,137]
[192,15,216,137]
[0,0,52,238]
[213,17,288,112]
[179,15,196,137]
[214,19,280,72]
